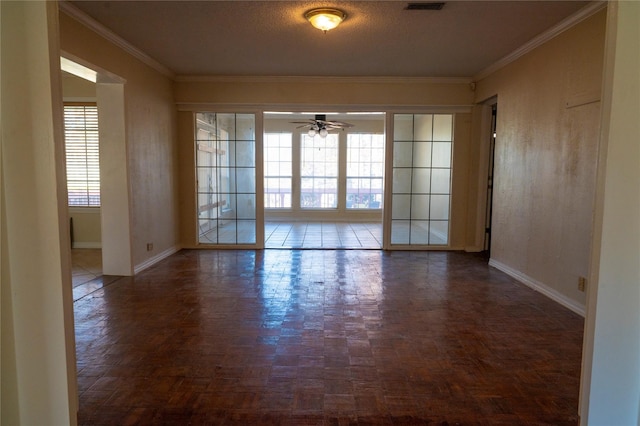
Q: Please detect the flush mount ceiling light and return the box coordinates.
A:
[305,8,346,32]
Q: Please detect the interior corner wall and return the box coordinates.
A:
[582,1,640,423]
[1,1,77,424]
[59,11,180,270]
[450,112,473,250]
[473,10,607,313]
[466,104,493,252]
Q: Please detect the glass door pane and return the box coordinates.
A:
[196,112,256,245]
[390,114,452,246]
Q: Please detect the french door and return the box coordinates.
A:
[195,112,259,246]
[388,113,453,247]
[193,111,453,249]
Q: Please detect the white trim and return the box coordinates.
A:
[58,1,175,79]
[175,75,473,85]
[72,242,102,249]
[489,258,586,317]
[474,1,607,81]
[134,245,181,275]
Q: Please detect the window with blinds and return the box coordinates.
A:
[64,104,100,207]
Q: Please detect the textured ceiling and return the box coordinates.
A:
[68,0,591,78]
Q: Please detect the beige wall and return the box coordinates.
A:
[1,1,77,423]
[581,1,640,423]
[59,12,180,270]
[62,70,96,99]
[175,77,474,107]
[474,10,607,313]
[175,80,476,249]
[69,208,101,248]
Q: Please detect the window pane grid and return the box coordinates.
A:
[264,133,292,208]
[64,105,100,207]
[196,112,256,245]
[391,114,452,245]
[347,133,384,209]
[301,134,338,209]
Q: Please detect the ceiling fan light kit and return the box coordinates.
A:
[307,127,331,138]
[293,114,354,138]
[305,8,346,32]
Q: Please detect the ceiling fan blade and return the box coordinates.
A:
[289,117,354,131]
[325,120,354,128]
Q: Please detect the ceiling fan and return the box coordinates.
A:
[291,114,354,138]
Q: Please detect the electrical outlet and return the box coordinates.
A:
[146,243,153,251]
[578,276,587,292]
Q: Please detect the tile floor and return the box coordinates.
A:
[265,222,382,249]
[198,221,383,248]
[71,249,122,301]
[74,249,583,425]
[72,248,102,286]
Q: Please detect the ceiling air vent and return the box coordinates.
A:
[405,2,445,10]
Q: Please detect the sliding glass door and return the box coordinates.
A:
[196,112,257,245]
[192,111,454,249]
[390,113,453,246]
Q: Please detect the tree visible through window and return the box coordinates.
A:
[64,104,100,206]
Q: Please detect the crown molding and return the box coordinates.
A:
[473,1,607,82]
[58,1,175,79]
[58,0,604,86]
[174,75,473,85]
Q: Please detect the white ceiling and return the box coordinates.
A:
[67,0,591,78]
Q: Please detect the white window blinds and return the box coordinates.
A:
[64,104,100,206]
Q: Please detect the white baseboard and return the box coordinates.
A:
[488,258,586,317]
[72,242,102,249]
[134,245,181,275]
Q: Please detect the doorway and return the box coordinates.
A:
[263,112,385,249]
[61,56,132,276]
[484,103,497,253]
[193,110,457,250]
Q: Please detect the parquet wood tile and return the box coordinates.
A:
[75,250,583,425]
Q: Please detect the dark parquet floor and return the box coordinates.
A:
[74,250,583,425]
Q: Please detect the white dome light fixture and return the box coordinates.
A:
[308,125,330,138]
[305,8,346,33]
